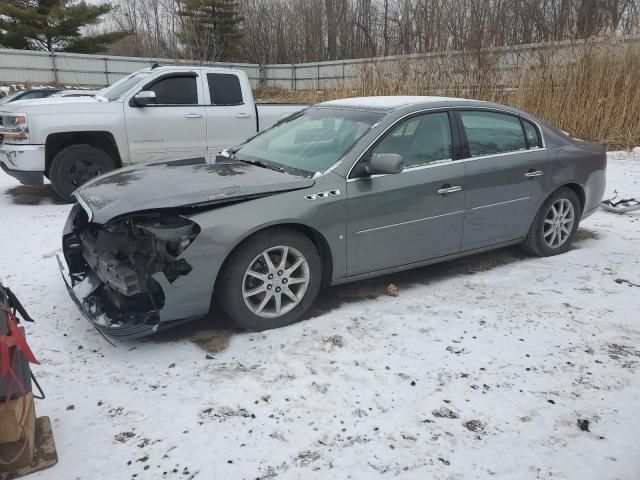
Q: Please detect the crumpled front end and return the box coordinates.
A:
[59,204,217,339]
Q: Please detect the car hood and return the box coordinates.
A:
[75,157,315,224]
[2,96,103,110]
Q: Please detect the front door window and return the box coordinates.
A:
[372,112,453,168]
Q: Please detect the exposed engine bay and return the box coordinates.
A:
[61,204,201,336]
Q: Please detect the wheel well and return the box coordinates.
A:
[562,183,585,213]
[44,131,122,177]
[216,224,334,290]
[285,223,334,286]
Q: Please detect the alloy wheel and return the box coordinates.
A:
[242,245,310,318]
[543,198,575,248]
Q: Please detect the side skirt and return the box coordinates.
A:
[330,238,524,286]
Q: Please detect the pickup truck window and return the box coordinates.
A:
[147,76,198,105]
[234,107,384,175]
[207,73,243,105]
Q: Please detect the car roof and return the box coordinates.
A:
[55,89,98,96]
[137,65,245,74]
[318,95,476,111]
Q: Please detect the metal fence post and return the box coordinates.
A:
[259,64,266,87]
[317,63,320,90]
[291,64,297,91]
[50,52,58,83]
[103,57,109,86]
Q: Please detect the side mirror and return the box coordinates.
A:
[366,153,404,175]
[132,90,157,107]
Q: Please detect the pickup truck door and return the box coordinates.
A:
[203,73,257,155]
[124,72,207,164]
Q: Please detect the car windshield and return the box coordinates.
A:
[233,107,384,175]
[0,91,24,105]
[102,72,151,101]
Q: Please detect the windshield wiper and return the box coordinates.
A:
[234,157,286,173]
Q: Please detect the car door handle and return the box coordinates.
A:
[235,112,251,118]
[185,113,203,118]
[525,170,544,178]
[437,185,462,195]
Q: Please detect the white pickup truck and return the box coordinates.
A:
[0,66,306,201]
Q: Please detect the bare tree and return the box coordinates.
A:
[107,0,640,62]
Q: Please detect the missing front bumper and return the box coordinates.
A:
[59,205,219,339]
[57,255,161,339]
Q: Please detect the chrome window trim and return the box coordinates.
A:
[346,105,547,180]
[346,147,547,183]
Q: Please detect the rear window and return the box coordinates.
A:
[460,111,527,157]
[207,73,243,105]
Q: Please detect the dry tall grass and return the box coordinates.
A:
[255,41,640,149]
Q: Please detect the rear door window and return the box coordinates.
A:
[207,73,244,105]
[460,111,527,157]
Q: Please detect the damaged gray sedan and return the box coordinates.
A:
[60,96,606,338]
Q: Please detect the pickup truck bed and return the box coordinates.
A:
[256,103,307,131]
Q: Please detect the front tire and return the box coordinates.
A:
[49,144,116,202]
[522,187,581,256]
[217,228,322,331]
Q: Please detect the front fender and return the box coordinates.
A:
[30,106,130,164]
[187,177,347,287]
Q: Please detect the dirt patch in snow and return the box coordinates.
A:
[4,184,64,205]
[190,328,233,354]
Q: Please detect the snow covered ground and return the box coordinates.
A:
[1,152,639,480]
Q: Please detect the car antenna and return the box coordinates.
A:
[151,62,161,69]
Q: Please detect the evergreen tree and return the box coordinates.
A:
[179,0,243,62]
[0,0,125,53]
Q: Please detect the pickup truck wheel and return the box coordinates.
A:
[49,144,116,202]
[217,228,322,331]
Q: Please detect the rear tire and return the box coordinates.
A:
[217,228,322,331]
[522,187,581,257]
[49,144,116,202]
